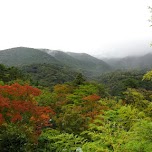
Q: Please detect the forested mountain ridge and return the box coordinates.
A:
[41,49,85,68]
[41,49,111,76]
[67,52,110,73]
[103,53,152,70]
[0,47,111,77]
[0,47,60,66]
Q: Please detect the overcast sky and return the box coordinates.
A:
[0,0,152,57]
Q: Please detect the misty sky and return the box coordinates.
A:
[0,0,152,58]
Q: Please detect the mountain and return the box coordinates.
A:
[0,47,60,66]
[41,49,111,77]
[0,47,111,77]
[41,49,82,68]
[103,53,152,70]
[67,52,109,67]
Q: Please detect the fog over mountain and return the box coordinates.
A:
[1,46,152,74]
[1,40,151,59]
[0,0,152,57]
[92,40,152,58]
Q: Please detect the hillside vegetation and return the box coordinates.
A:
[22,63,78,88]
[0,47,111,77]
[0,63,152,151]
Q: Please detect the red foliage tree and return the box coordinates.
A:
[0,83,55,136]
[0,83,41,101]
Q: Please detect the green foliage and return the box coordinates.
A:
[81,116,129,152]
[143,70,152,81]
[80,96,152,152]
[0,124,34,152]
[67,83,99,105]
[22,64,77,87]
[1,64,152,151]
[36,89,56,106]
[73,73,86,86]
[55,105,88,134]
[98,70,152,96]
[122,120,152,152]
[145,102,152,117]
[0,81,4,85]
[114,105,147,128]
[0,64,25,83]
[82,142,109,152]
[123,78,139,88]
[123,88,150,110]
[38,129,85,152]
[123,88,144,104]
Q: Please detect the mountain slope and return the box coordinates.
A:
[103,53,152,70]
[41,49,82,68]
[67,52,110,70]
[42,49,111,77]
[0,47,60,66]
[22,63,78,87]
[42,50,111,76]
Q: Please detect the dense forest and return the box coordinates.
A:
[0,63,152,152]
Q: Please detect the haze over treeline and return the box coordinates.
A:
[0,0,152,57]
[0,41,152,59]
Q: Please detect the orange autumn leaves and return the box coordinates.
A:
[0,83,54,131]
[0,83,41,100]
